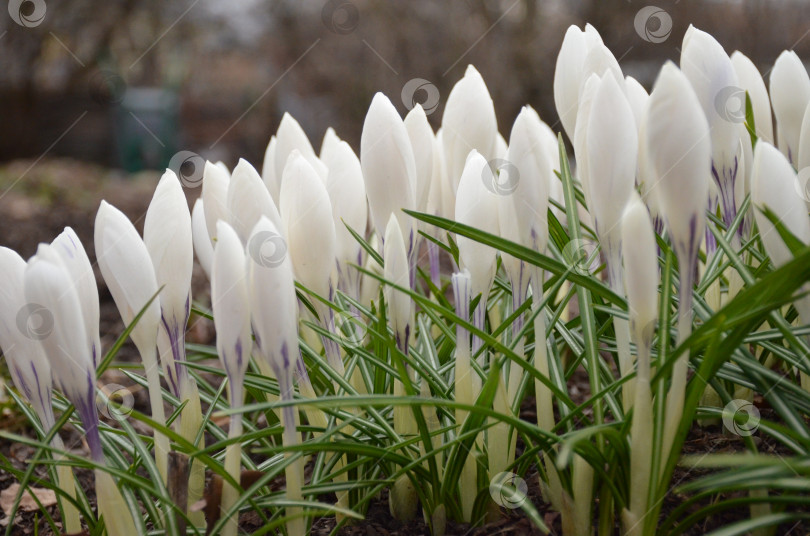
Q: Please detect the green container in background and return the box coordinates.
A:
[116,87,179,173]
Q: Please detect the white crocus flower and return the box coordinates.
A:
[681,26,742,236]
[191,198,214,279]
[320,126,341,164]
[95,200,169,481]
[280,151,342,372]
[441,65,498,192]
[246,216,306,536]
[51,227,100,369]
[646,61,711,466]
[202,160,231,242]
[0,247,54,430]
[360,92,417,253]
[144,170,193,398]
[383,213,418,521]
[322,139,368,300]
[274,112,328,186]
[212,220,252,536]
[227,158,283,245]
[25,244,138,536]
[752,141,810,269]
[731,51,774,144]
[770,50,810,163]
[261,135,280,203]
[500,107,553,410]
[752,141,810,390]
[620,191,659,536]
[573,73,601,208]
[25,244,95,441]
[624,75,649,131]
[383,214,413,353]
[455,150,499,356]
[586,72,638,409]
[553,23,605,142]
[404,104,435,212]
[0,247,82,533]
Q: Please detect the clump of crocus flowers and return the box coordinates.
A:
[2,21,810,536]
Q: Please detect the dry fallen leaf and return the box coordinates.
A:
[0,483,58,517]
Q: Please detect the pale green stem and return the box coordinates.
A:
[142,347,169,484]
[453,274,476,521]
[221,376,245,536]
[661,265,694,472]
[281,398,305,536]
[180,378,206,528]
[606,245,633,411]
[626,334,653,536]
[95,468,137,536]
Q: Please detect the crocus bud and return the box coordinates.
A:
[227,158,283,245]
[731,51,773,144]
[320,126,340,163]
[212,221,252,408]
[261,135,280,203]
[360,93,417,249]
[95,201,162,363]
[680,26,741,230]
[585,72,638,282]
[752,141,810,267]
[144,170,193,396]
[51,227,101,369]
[280,150,337,301]
[0,247,54,426]
[191,198,214,279]
[501,107,552,255]
[247,217,299,384]
[441,65,498,191]
[624,75,649,131]
[404,104,434,211]
[621,192,659,343]
[573,73,601,208]
[322,140,368,298]
[25,245,99,458]
[202,160,230,241]
[456,150,500,295]
[553,24,605,142]
[274,112,328,186]
[647,62,711,269]
[770,50,810,163]
[383,214,412,352]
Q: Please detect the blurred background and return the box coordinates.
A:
[2,0,809,173]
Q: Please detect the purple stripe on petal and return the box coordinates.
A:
[76,371,103,462]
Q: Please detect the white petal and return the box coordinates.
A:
[202,160,230,241]
[280,151,337,298]
[752,141,810,268]
[94,201,161,357]
[404,104,434,211]
[441,65,498,192]
[770,50,810,162]
[646,62,711,261]
[247,217,299,379]
[227,158,283,244]
[383,214,412,342]
[212,221,252,394]
[586,73,638,237]
[191,198,214,278]
[274,112,327,188]
[731,51,773,144]
[360,93,417,244]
